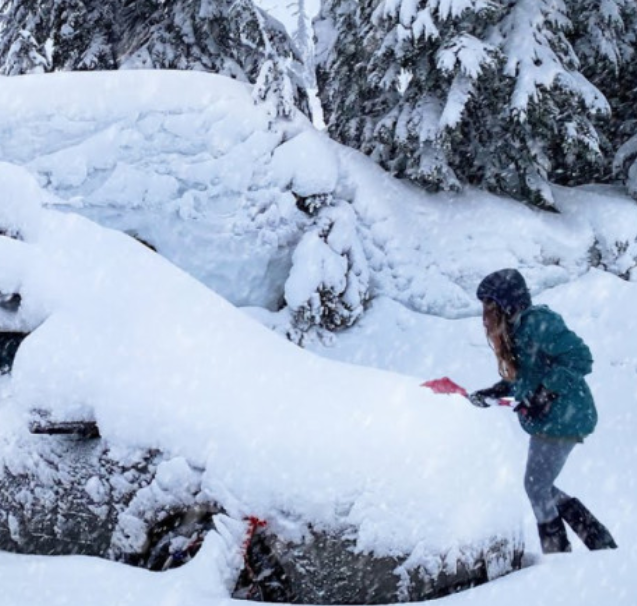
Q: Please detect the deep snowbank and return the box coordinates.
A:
[1,71,635,322]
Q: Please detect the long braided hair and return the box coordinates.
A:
[482,299,518,381]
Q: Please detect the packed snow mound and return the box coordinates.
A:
[0,166,523,559]
[0,71,636,321]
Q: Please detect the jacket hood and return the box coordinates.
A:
[476,269,532,316]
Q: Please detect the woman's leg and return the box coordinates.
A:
[524,435,578,553]
[524,435,577,524]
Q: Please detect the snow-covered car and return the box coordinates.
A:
[0,164,526,603]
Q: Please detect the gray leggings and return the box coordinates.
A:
[524,435,578,523]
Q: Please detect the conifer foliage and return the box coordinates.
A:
[0,0,49,74]
[51,0,117,70]
[0,0,308,117]
[291,0,316,89]
[316,0,637,210]
[568,0,637,196]
[614,135,637,199]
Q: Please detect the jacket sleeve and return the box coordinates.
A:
[490,379,515,398]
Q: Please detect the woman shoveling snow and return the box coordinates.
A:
[469,268,617,555]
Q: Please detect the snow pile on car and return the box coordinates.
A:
[0,163,524,588]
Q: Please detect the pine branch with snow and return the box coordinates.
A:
[253,55,296,119]
[0,0,50,75]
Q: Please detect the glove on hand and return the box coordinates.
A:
[515,384,558,419]
[469,380,513,408]
[468,391,491,407]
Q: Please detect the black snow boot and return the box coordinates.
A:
[538,517,572,554]
[558,498,618,550]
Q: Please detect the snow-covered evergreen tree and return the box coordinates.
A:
[252,54,296,119]
[612,48,637,199]
[606,6,637,201]
[285,198,369,344]
[568,0,636,76]
[74,1,118,70]
[364,0,500,193]
[1,27,49,74]
[0,0,309,114]
[316,0,614,210]
[315,0,377,173]
[613,134,637,199]
[0,0,116,73]
[488,0,609,206]
[119,0,231,73]
[119,0,308,113]
[48,0,117,71]
[0,0,50,74]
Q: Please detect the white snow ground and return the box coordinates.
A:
[0,71,635,605]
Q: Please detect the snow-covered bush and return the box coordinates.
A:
[0,161,51,240]
[285,200,369,343]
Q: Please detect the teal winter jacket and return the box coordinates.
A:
[511,305,597,439]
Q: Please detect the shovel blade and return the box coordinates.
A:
[421,377,468,398]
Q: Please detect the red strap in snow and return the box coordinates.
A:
[242,516,267,555]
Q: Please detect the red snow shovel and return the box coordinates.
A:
[422,377,513,407]
[422,377,468,397]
